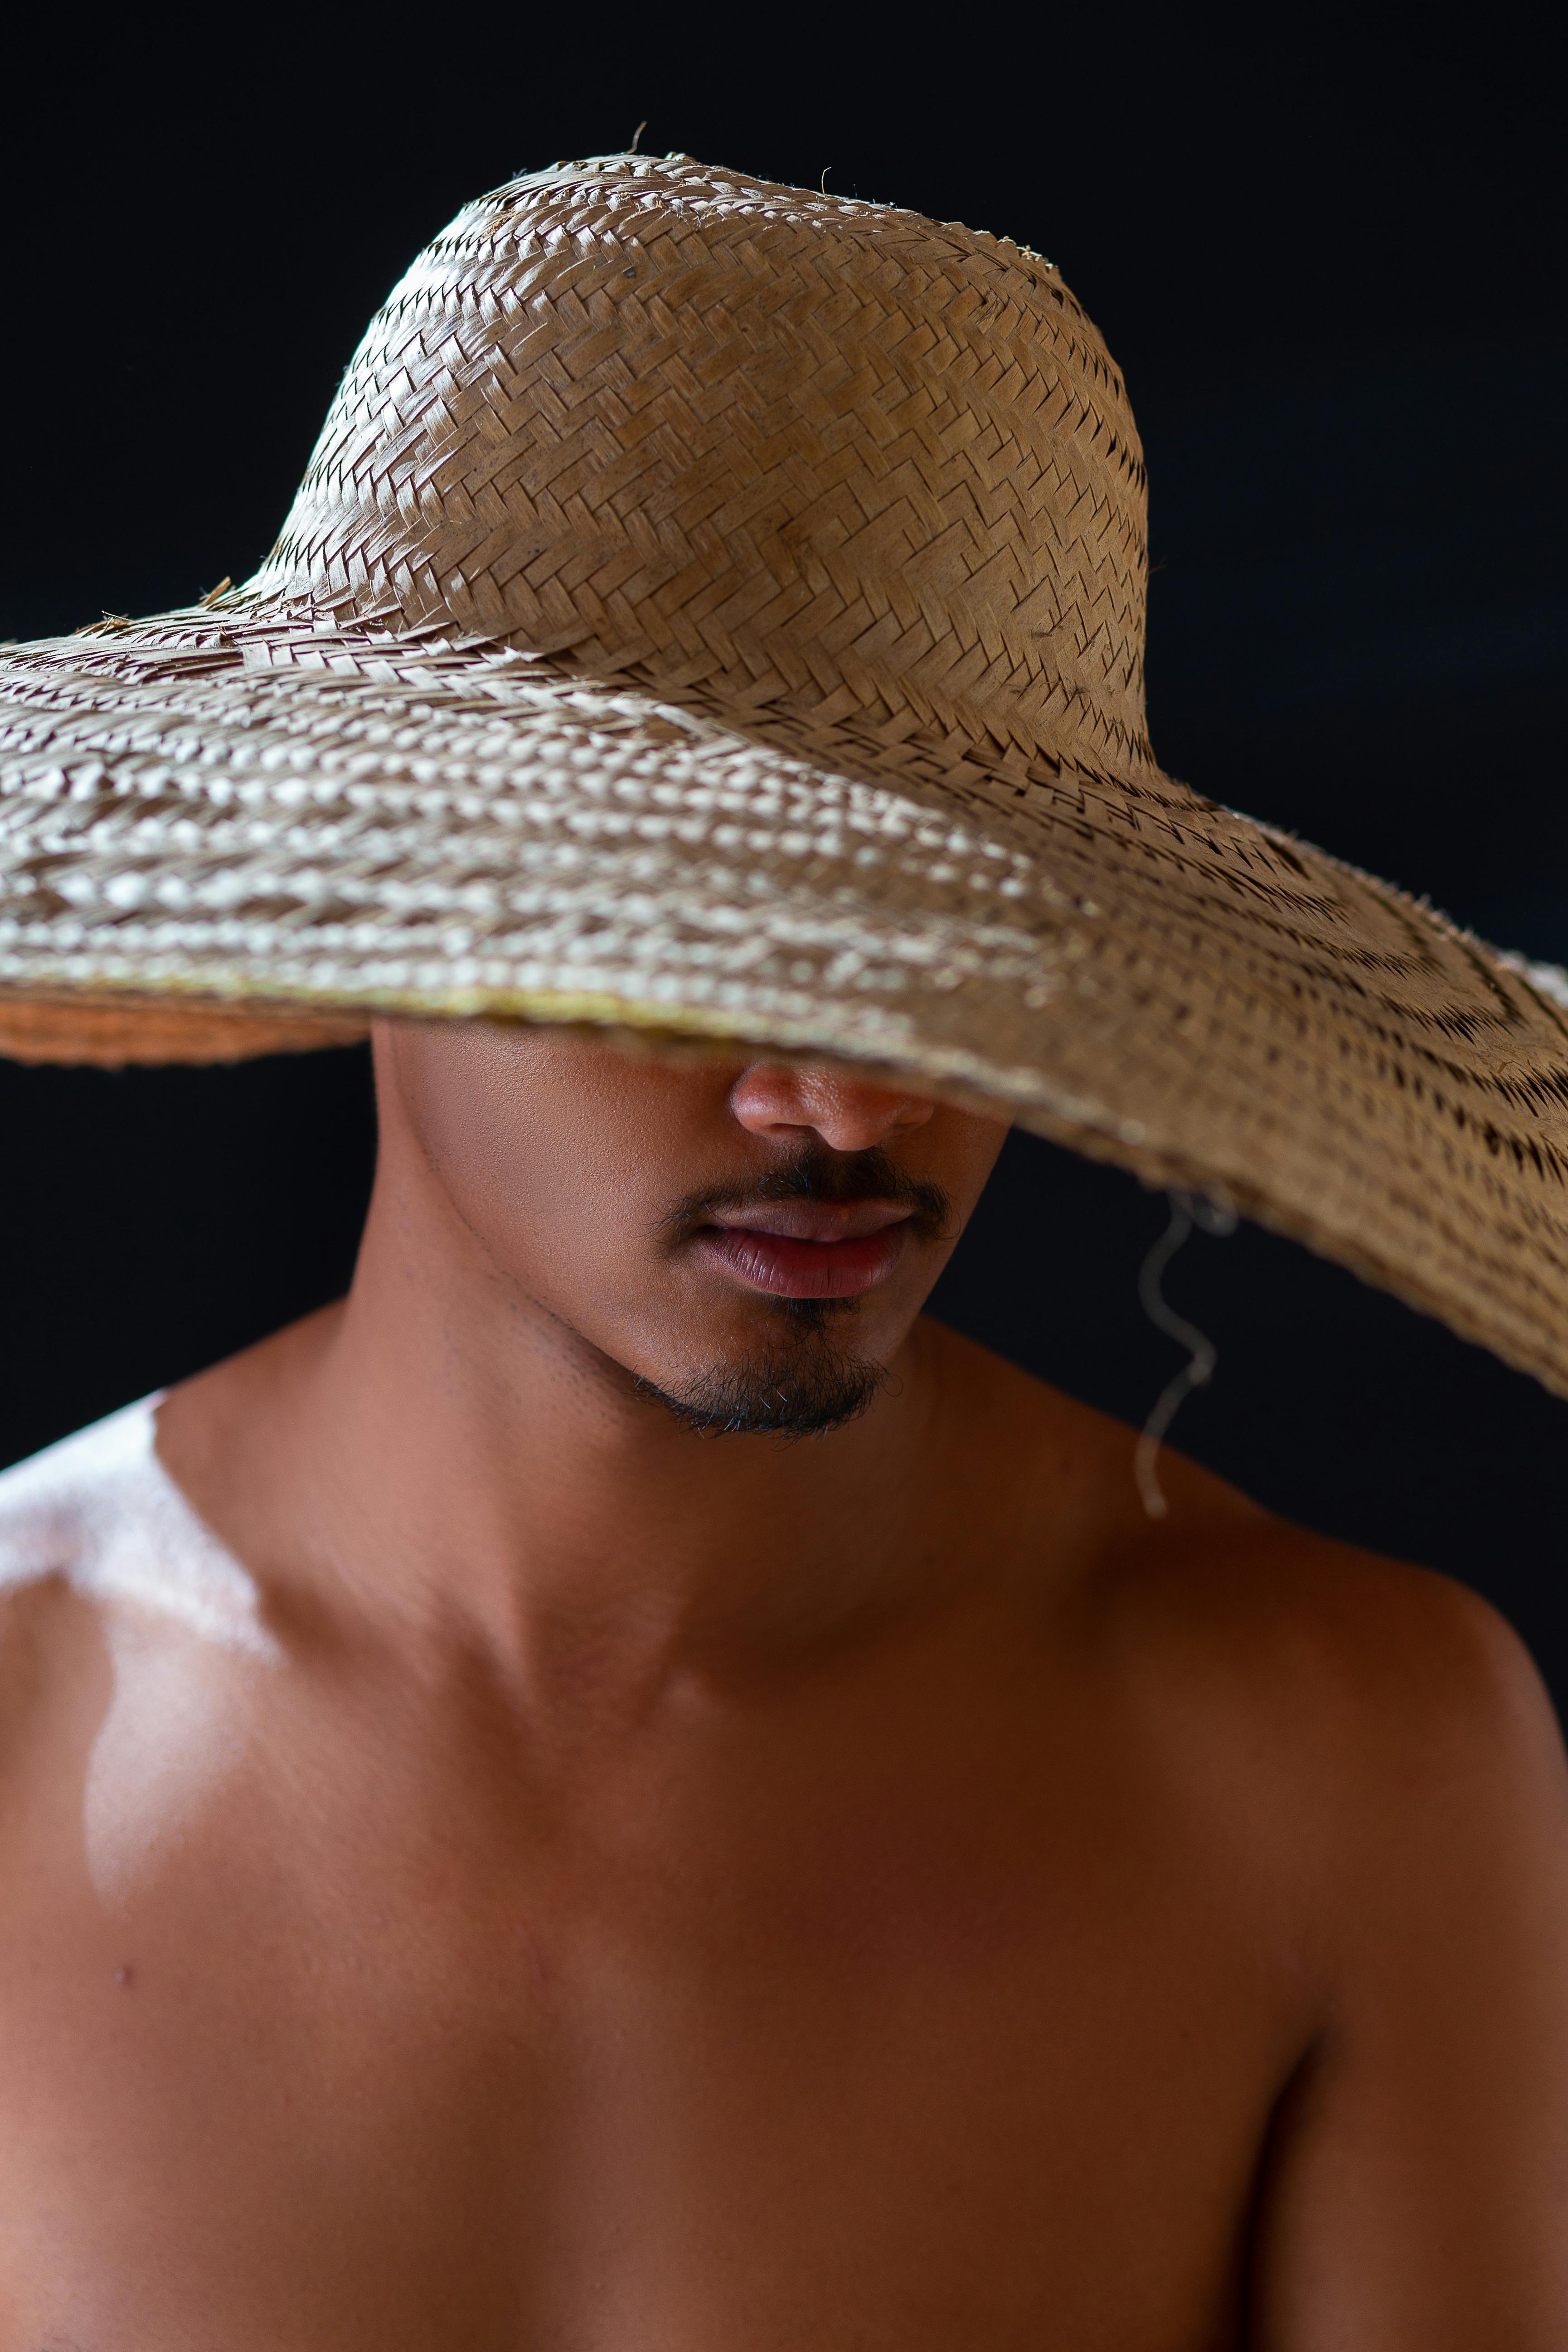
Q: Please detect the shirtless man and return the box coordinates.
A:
[2,1017,1566,2347]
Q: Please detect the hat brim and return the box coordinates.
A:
[5,608,1568,1402]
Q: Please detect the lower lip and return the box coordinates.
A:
[695,1224,909,1300]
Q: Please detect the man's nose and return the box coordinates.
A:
[729,1061,937,1154]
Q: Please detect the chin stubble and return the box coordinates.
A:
[634,1297,888,1438]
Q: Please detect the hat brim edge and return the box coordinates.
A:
[9,977,1567,1415]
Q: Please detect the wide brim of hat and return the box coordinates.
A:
[6,607,1568,1402]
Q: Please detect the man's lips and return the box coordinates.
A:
[693,1201,913,1299]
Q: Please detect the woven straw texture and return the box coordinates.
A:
[3,153,1568,1395]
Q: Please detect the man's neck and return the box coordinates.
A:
[154,1125,961,1730]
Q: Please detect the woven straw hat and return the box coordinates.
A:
[4,152,1568,1393]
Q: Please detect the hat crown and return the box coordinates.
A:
[256,155,1151,785]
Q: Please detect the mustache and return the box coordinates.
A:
[659,1144,953,1248]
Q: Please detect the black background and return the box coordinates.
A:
[4,9,1565,1695]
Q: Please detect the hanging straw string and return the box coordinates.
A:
[1134,1188,1238,1518]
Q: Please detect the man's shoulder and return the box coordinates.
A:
[0,1396,275,1653]
[928,1320,1562,1827]
[1098,1472,1566,1921]
[1114,1502,1548,1752]
[0,1402,170,1749]
[0,1398,163,1592]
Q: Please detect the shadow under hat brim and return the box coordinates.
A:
[5,608,1568,1405]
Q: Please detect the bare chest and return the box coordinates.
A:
[0,1736,1300,2352]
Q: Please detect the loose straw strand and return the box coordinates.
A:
[1135,1189,1237,1519]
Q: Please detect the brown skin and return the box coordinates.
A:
[2,1018,1568,2348]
